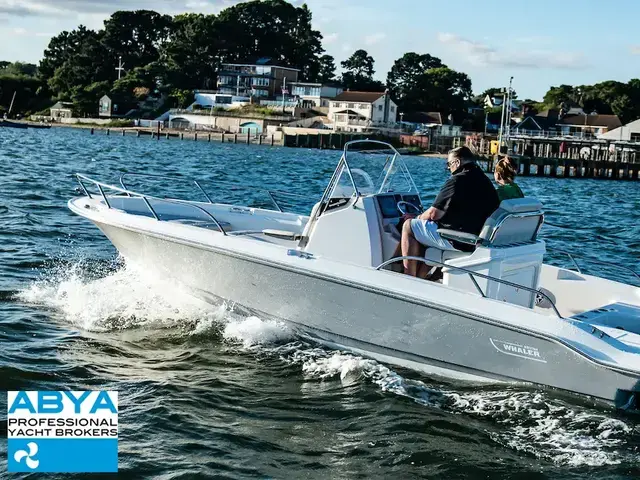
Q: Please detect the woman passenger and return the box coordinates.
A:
[494,156,524,201]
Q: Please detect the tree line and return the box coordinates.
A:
[1,0,639,127]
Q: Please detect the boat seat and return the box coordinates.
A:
[425,198,545,266]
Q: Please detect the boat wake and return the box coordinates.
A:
[17,259,639,467]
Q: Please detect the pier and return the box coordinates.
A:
[467,133,640,181]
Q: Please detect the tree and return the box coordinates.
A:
[542,84,578,109]
[341,49,374,78]
[317,54,336,83]
[101,10,173,73]
[215,0,323,80]
[159,13,220,90]
[410,67,472,118]
[387,52,443,99]
[339,49,384,91]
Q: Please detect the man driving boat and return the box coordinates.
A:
[399,146,499,277]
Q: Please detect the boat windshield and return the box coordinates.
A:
[324,140,419,201]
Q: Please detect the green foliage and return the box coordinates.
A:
[0,62,49,116]
[540,80,640,123]
[387,52,443,99]
[317,55,336,83]
[167,89,195,109]
[387,52,472,119]
[339,49,386,91]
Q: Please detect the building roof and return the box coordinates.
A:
[598,119,640,140]
[333,91,387,103]
[557,114,622,129]
[334,109,367,118]
[404,111,443,125]
[50,101,73,110]
[221,59,300,71]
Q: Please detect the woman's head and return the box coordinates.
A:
[494,156,518,185]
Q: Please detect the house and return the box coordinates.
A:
[99,95,137,118]
[191,91,251,110]
[216,58,299,98]
[404,111,462,137]
[514,110,621,137]
[328,91,397,132]
[598,119,640,142]
[289,82,343,108]
[50,101,73,120]
[484,94,520,112]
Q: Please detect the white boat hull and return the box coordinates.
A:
[91,218,640,407]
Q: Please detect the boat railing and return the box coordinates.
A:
[75,173,228,235]
[119,172,308,213]
[554,250,640,285]
[376,255,563,319]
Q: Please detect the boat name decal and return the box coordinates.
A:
[229,207,253,215]
[489,338,547,363]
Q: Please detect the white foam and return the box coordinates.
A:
[17,261,214,331]
[223,315,293,348]
[275,346,636,466]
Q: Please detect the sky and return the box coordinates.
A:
[0,0,639,100]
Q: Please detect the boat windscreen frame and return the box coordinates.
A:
[300,140,421,247]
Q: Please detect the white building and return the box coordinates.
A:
[598,118,640,142]
[290,82,343,108]
[328,91,398,132]
[192,91,250,110]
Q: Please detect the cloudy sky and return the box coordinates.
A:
[1,0,639,99]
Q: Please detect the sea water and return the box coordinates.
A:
[1,127,640,478]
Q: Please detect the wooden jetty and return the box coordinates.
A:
[467,133,640,181]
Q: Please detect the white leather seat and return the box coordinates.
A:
[425,198,545,267]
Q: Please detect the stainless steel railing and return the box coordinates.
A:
[75,173,228,235]
[376,255,563,319]
[118,172,307,213]
[554,250,640,284]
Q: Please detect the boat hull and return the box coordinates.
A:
[93,220,640,407]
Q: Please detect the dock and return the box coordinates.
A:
[468,133,640,181]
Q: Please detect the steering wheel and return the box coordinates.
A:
[397,200,422,216]
[350,168,375,193]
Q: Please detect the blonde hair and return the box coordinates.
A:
[495,156,518,184]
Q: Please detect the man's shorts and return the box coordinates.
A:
[410,219,456,250]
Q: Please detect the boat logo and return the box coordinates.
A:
[14,442,40,470]
[490,339,547,363]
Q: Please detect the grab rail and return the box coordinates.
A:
[376,255,563,319]
[554,250,640,284]
[119,172,307,214]
[75,174,228,235]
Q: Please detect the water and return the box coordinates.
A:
[1,127,640,479]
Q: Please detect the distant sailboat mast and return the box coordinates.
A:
[8,91,17,118]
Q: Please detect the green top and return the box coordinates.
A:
[496,182,524,202]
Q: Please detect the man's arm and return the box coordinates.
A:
[418,206,445,221]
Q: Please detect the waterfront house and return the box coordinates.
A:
[404,111,462,137]
[50,101,73,120]
[191,91,251,110]
[99,95,137,118]
[289,82,343,108]
[328,91,397,132]
[216,58,299,99]
[513,109,621,138]
[598,118,640,142]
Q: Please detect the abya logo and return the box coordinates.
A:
[13,442,39,470]
[490,338,547,363]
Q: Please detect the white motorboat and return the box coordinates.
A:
[69,140,640,410]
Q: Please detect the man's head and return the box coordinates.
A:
[446,146,475,173]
